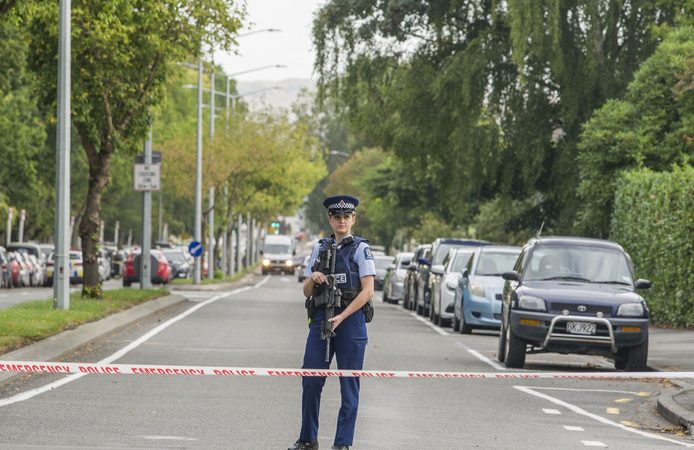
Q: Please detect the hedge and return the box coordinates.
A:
[610,166,694,326]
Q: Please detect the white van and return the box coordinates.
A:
[261,235,295,275]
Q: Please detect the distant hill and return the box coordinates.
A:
[236,78,315,112]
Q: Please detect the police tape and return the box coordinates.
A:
[1,361,694,380]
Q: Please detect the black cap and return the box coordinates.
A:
[323,195,359,215]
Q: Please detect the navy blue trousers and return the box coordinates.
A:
[299,307,367,446]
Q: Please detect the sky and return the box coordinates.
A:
[215,0,325,82]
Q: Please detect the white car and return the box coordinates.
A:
[430,248,477,327]
[383,252,414,304]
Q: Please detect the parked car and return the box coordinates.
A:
[297,255,311,283]
[403,244,431,310]
[416,239,488,317]
[69,250,84,284]
[260,234,295,275]
[6,243,46,286]
[382,252,414,304]
[39,244,54,285]
[430,247,477,326]
[454,245,521,333]
[27,254,44,287]
[122,249,172,286]
[97,248,112,282]
[162,249,191,279]
[373,255,395,291]
[0,246,11,288]
[498,236,651,371]
[4,251,22,287]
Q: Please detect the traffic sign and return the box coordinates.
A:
[134,163,161,191]
[188,240,203,257]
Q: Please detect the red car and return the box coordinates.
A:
[122,249,171,287]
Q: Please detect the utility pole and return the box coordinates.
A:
[193,57,203,284]
[236,214,242,271]
[18,209,25,242]
[141,129,153,289]
[247,212,252,268]
[158,193,163,242]
[208,63,215,280]
[114,220,120,246]
[53,0,71,310]
[5,207,12,245]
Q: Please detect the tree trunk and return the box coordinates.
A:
[79,151,112,298]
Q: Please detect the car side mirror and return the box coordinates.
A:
[259,250,263,256]
[502,271,520,281]
[634,279,651,289]
[418,258,430,266]
[462,269,469,278]
[401,261,411,266]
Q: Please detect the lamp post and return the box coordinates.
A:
[54,0,71,310]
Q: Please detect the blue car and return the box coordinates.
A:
[454,245,521,334]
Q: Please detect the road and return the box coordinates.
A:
[0,273,692,449]
[0,279,123,309]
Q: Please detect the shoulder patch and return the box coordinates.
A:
[364,246,374,260]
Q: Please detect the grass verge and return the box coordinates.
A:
[170,265,258,285]
[0,288,168,355]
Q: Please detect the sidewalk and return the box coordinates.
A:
[650,326,694,433]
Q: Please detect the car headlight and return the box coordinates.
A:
[262,259,271,266]
[617,303,644,317]
[518,295,546,311]
[470,281,485,297]
[285,259,293,267]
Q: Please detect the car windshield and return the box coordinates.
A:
[264,244,291,254]
[524,245,633,284]
[374,257,393,269]
[451,251,474,272]
[164,252,185,262]
[475,250,520,276]
[397,257,412,269]
[433,243,460,265]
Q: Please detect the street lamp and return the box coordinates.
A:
[329,150,350,158]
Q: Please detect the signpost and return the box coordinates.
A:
[134,163,161,192]
[188,240,203,258]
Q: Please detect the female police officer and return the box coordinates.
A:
[289,195,376,450]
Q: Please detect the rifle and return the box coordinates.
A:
[316,238,340,362]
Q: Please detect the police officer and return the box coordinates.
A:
[289,195,376,450]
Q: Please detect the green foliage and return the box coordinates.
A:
[313,0,684,239]
[577,26,694,236]
[411,213,467,245]
[610,167,694,326]
[471,196,537,245]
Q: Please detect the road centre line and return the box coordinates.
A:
[0,275,270,408]
[581,442,607,447]
[564,426,584,431]
[514,386,694,448]
[543,408,562,414]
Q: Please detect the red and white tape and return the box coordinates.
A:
[1,361,693,380]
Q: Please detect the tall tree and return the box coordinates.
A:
[29,1,244,297]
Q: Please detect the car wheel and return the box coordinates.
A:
[416,302,423,315]
[503,324,526,369]
[497,322,507,363]
[453,315,461,332]
[123,279,131,287]
[460,298,473,334]
[623,339,649,371]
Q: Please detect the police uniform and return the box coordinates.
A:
[290,195,376,450]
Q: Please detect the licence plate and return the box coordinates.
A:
[566,321,596,335]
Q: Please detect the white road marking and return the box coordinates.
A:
[457,343,507,371]
[532,387,641,395]
[543,408,562,415]
[564,426,584,431]
[514,386,694,447]
[141,435,197,441]
[606,407,620,415]
[0,275,270,408]
[409,312,449,336]
[280,277,289,282]
[581,441,607,447]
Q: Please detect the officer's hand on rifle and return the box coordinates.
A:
[310,272,328,285]
[328,314,345,331]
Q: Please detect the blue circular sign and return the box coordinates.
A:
[188,240,204,257]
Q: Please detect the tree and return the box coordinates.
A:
[29,1,244,297]
[577,26,694,237]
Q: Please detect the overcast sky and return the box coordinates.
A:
[215,0,324,82]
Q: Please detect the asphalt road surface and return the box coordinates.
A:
[0,278,123,309]
[1,274,692,449]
